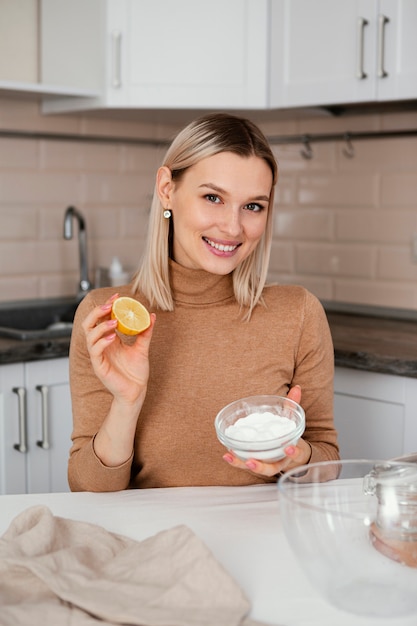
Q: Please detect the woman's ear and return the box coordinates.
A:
[156,166,174,208]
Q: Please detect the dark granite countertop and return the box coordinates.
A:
[0,335,71,365]
[327,312,417,378]
[1,301,417,378]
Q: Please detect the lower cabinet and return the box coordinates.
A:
[334,367,417,460]
[2,359,415,492]
[0,357,72,494]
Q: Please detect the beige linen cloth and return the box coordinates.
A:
[0,505,269,626]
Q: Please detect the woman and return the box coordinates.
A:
[68,113,339,492]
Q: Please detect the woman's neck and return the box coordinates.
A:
[169,259,234,305]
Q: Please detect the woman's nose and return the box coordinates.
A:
[220,208,242,237]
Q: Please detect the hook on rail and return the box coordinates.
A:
[342,133,355,158]
[300,135,313,160]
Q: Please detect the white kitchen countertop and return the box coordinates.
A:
[0,484,416,626]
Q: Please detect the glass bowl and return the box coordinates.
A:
[214,395,305,462]
[278,459,417,618]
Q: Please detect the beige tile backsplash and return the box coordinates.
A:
[0,96,417,311]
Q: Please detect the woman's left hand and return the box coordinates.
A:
[222,385,312,478]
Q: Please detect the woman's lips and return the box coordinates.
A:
[202,236,241,256]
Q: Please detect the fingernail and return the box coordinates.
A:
[101,303,112,311]
[245,460,257,470]
[107,319,118,327]
[286,446,296,456]
[223,454,234,464]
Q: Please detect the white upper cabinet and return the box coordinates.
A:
[377,0,417,101]
[40,0,417,114]
[41,0,271,114]
[0,0,98,99]
[270,0,417,108]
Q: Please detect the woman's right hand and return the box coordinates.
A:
[82,294,156,407]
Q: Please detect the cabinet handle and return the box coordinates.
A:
[12,387,28,453]
[36,385,50,450]
[377,14,389,78]
[111,30,122,89]
[356,17,369,79]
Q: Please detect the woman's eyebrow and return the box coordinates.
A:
[199,182,226,193]
[199,182,270,202]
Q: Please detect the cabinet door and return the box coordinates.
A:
[334,367,406,460]
[25,358,72,493]
[41,0,105,92]
[0,363,27,494]
[42,0,270,112]
[270,0,378,107]
[377,0,417,101]
[113,0,269,109]
[334,393,405,459]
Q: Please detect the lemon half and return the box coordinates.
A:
[111,296,151,336]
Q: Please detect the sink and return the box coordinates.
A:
[0,297,79,340]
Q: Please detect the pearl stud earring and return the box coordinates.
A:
[163,209,171,219]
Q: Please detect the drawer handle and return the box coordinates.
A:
[111,30,122,89]
[356,17,369,79]
[36,385,50,450]
[377,14,389,78]
[12,387,28,453]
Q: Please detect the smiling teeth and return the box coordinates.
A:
[205,238,238,252]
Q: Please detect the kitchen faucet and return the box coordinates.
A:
[63,206,92,299]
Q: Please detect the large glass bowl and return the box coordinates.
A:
[278,459,417,618]
[214,395,305,462]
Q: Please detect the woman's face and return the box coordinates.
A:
[157,151,273,274]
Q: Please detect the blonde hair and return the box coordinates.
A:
[133,113,278,318]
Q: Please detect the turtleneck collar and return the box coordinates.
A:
[169,259,235,305]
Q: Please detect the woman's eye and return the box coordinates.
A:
[245,202,265,212]
[205,194,221,204]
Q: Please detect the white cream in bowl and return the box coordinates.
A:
[225,411,296,441]
[215,395,305,462]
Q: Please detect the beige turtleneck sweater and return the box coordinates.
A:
[68,262,339,491]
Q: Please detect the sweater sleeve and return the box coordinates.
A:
[68,291,134,492]
[292,290,339,464]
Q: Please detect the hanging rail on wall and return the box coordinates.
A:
[267,128,417,145]
[0,127,416,153]
[267,128,417,160]
[0,129,169,147]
